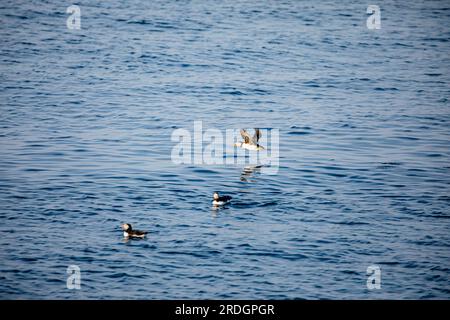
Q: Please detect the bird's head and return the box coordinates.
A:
[121,223,132,231]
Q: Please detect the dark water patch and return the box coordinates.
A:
[257,201,278,207]
[22,168,47,172]
[220,90,245,95]
[395,136,420,141]
[191,168,219,174]
[374,87,399,91]
[159,250,221,259]
[288,131,311,135]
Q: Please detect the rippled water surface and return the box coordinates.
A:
[1,0,450,299]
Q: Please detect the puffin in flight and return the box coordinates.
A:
[235,128,265,151]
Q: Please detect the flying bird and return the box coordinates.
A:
[234,128,265,151]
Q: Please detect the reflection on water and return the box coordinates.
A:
[240,165,263,182]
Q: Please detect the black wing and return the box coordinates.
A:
[253,128,261,143]
[132,230,147,236]
[219,195,232,202]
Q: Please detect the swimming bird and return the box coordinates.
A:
[121,223,147,239]
[212,192,232,206]
[234,128,265,151]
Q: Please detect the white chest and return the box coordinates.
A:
[242,144,258,151]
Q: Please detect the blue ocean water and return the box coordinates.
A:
[0,0,449,299]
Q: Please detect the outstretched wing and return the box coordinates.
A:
[253,128,261,143]
[240,129,253,144]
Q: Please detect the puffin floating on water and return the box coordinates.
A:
[212,192,232,206]
[121,223,147,239]
[234,128,265,151]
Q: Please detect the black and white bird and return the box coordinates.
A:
[212,192,232,206]
[234,128,265,151]
[121,223,147,239]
